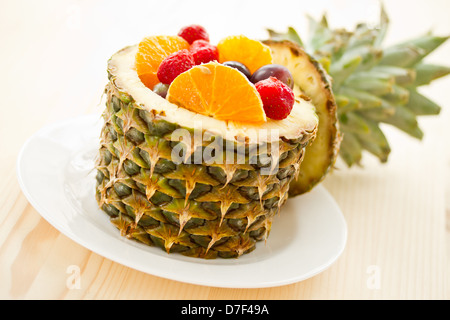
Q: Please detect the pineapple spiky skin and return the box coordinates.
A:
[267,6,450,191]
[95,46,318,258]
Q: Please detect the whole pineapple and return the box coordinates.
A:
[268,7,449,193]
[95,44,319,258]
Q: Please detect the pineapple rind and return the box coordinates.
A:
[96,61,317,258]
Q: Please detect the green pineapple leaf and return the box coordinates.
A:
[266,6,449,167]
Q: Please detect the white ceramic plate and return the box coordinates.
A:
[16,114,347,288]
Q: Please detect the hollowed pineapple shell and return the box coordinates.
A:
[95,45,319,258]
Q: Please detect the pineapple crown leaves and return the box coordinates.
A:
[267,6,450,166]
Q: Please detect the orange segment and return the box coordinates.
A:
[217,35,273,74]
[167,62,266,123]
[136,35,190,89]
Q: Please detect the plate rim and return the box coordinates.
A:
[16,114,347,289]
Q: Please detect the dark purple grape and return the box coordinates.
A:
[153,82,169,98]
[223,61,251,79]
[250,64,294,89]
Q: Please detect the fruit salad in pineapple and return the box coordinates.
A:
[95,25,335,259]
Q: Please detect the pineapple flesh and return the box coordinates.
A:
[264,40,341,196]
[95,45,318,258]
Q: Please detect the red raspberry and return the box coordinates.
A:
[178,25,209,44]
[255,77,295,120]
[157,49,195,85]
[190,40,219,65]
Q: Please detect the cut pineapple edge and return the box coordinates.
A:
[108,45,318,144]
[263,40,340,196]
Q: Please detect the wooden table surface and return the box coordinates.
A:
[1,0,449,300]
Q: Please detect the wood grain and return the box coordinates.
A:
[1,0,449,300]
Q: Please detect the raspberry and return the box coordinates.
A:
[157,49,195,85]
[177,25,209,44]
[190,39,211,50]
[190,40,219,65]
[255,77,295,120]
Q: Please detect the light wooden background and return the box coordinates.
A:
[1,0,449,299]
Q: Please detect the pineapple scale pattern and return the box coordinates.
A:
[95,82,313,259]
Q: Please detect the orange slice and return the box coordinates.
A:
[136,35,190,89]
[166,62,266,123]
[217,35,273,74]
